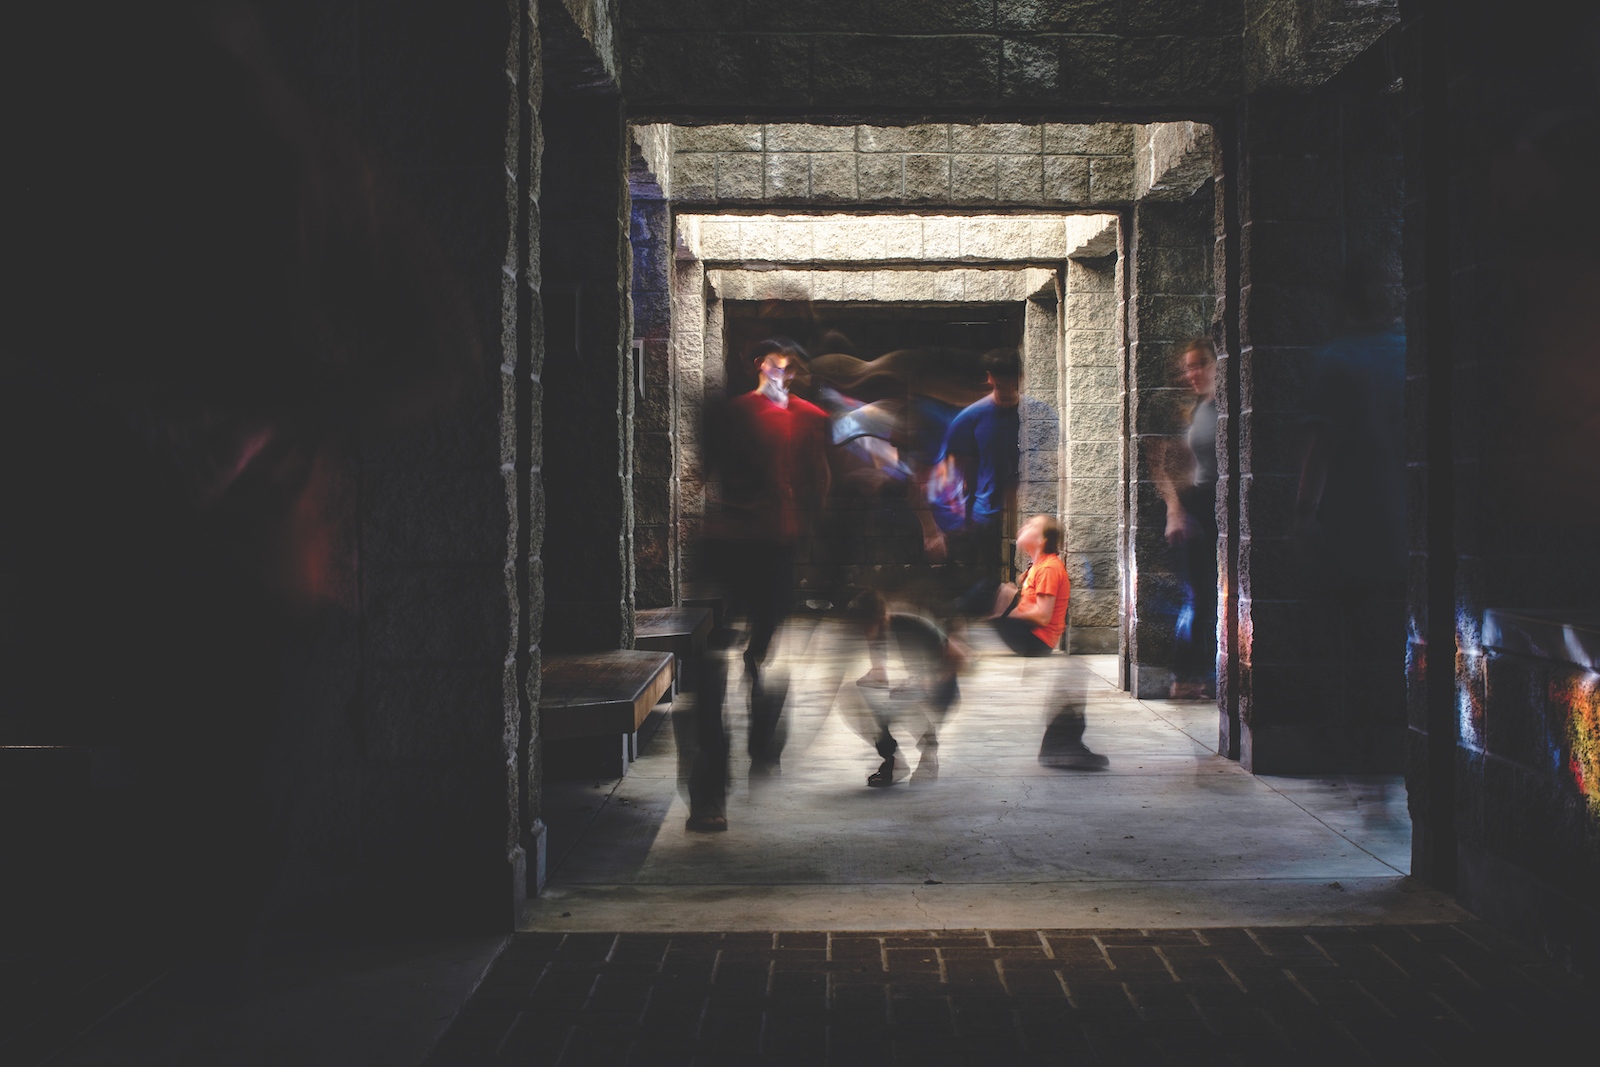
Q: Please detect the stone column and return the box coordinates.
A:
[1127,193,1217,699]
[1018,288,1063,578]
[1236,70,1405,774]
[1063,255,1122,654]
[629,157,676,609]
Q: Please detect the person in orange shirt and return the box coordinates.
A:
[991,515,1109,770]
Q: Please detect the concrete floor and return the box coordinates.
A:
[529,616,1467,932]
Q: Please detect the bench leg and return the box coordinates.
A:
[544,735,631,781]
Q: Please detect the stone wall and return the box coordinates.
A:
[1398,0,1600,975]
[1063,251,1123,654]
[1127,192,1217,699]
[630,142,676,609]
[657,123,1137,207]
[1234,35,1405,773]
[620,2,1245,114]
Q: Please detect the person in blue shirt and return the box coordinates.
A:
[934,348,1022,612]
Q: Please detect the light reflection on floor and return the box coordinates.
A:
[528,617,1466,931]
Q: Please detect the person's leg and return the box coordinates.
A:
[1037,662,1109,769]
[743,542,795,672]
[687,651,730,830]
[992,616,1053,657]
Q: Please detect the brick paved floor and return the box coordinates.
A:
[425,924,1598,1066]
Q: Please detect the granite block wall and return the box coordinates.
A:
[1234,32,1406,775]
[619,3,1245,113]
[630,149,676,609]
[662,123,1138,208]
[1128,192,1217,699]
[1063,255,1123,654]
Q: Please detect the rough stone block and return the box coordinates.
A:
[952,154,998,203]
[857,153,905,201]
[1089,156,1135,202]
[1066,255,1116,291]
[1027,217,1068,258]
[674,124,762,152]
[841,272,875,301]
[1066,514,1118,553]
[1044,155,1090,202]
[716,153,763,199]
[858,124,949,153]
[932,270,965,301]
[363,565,506,662]
[1066,291,1115,329]
[1069,440,1120,475]
[1071,590,1121,627]
[1067,328,1117,365]
[697,222,739,263]
[811,152,858,201]
[1068,401,1119,442]
[883,216,922,258]
[366,665,506,762]
[923,217,961,259]
[633,477,671,526]
[1134,293,1211,341]
[1068,477,1118,516]
[1147,246,1212,295]
[764,123,853,152]
[961,217,1033,260]
[998,154,1045,202]
[952,123,1042,154]
[363,471,506,565]
[1068,365,1120,404]
[1058,35,1118,100]
[872,269,907,301]
[906,154,952,201]
[765,152,810,198]
[1001,36,1060,100]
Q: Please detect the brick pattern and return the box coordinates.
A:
[425,923,1598,1065]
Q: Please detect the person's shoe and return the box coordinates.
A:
[867,755,906,787]
[911,748,939,782]
[1039,746,1110,770]
[685,812,728,832]
[749,758,781,780]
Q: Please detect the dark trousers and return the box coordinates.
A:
[871,613,961,759]
[721,539,796,670]
[1176,484,1219,685]
[949,520,1004,616]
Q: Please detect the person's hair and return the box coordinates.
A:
[1028,514,1062,555]
[1178,336,1216,369]
[751,335,808,366]
[981,347,1022,380]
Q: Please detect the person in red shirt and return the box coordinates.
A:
[691,338,832,830]
[990,514,1109,770]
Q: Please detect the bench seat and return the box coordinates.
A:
[540,650,673,779]
[634,606,711,694]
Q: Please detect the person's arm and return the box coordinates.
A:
[909,462,947,561]
[1009,593,1055,628]
[1149,437,1193,545]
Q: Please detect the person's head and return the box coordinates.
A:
[1016,514,1062,559]
[981,348,1022,406]
[1178,338,1217,400]
[751,336,807,390]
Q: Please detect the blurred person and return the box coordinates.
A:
[936,348,1025,613]
[989,515,1108,769]
[691,337,831,830]
[849,590,965,786]
[1293,262,1407,591]
[1152,339,1219,700]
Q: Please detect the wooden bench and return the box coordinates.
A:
[680,584,728,636]
[540,650,673,780]
[634,606,712,694]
